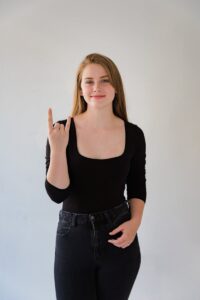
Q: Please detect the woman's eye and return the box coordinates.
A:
[85,79,109,84]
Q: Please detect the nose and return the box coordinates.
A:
[93,82,102,92]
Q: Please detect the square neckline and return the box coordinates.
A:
[71,117,127,161]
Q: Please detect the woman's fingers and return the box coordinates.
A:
[48,108,62,130]
[54,123,61,128]
[48,107,53,132]
[48,108,71,136]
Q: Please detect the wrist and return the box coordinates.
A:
[50,150,66,157]
[129,216,141,229]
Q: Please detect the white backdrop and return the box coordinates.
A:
[0,0,200,299]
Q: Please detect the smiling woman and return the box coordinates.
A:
[45,52,147,300]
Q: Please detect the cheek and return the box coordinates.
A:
[82,86,91,94]
[107,89,115,97]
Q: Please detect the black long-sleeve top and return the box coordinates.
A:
[45,117,146,213]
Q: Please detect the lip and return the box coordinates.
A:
[91,95,105,98]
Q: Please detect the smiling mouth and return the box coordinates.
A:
[91,95,105,98]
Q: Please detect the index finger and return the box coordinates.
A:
[48,107,54,132]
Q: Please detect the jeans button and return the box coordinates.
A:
[89,215,95,222]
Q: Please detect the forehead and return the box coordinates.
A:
[82,64,108,78]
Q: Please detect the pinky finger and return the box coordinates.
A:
[65,116,71,131]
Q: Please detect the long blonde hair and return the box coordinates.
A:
[71,53,129,121]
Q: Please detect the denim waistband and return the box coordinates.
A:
[58,201,130,226]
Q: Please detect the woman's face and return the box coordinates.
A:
[80,63,116,108]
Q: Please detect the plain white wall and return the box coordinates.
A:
[0,0,199,299]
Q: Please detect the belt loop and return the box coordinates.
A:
[71,214,76,227]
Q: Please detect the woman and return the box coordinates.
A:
[45,53,147,300]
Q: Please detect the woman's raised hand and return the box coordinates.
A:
[47,107,71,154]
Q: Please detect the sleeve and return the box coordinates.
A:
[44,135,73,204]
[126,126,147,203]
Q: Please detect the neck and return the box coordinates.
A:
[80,107,118,129]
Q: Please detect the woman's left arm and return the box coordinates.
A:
[126,125,147,230]
[108,125,146,248]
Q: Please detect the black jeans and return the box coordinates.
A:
[54,201,141,300]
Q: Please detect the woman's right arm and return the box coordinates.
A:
[44,108,72,204]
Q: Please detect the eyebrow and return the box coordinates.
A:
[84,75,109,79]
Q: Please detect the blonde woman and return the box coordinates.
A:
[45,53,147,300]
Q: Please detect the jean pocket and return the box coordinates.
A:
[110,208,131,229]
[56,220,71,237]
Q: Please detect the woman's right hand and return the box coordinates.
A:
[47,107,71,154]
